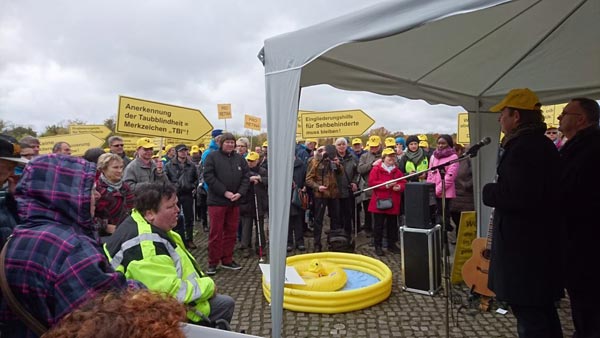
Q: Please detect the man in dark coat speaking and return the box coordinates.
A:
[483,88,563,338]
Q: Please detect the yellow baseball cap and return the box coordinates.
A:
[191,145,200,154]
[368,135,381,147]
[136,137,157,149]
[262,141,268,147]
[419,140,429,148]
[246,151,260,161]
[382,148,396,157]
[490,88,541,112]
[384,137,396,147]
[164,144,174,152]
[417,134,428,141]
[351,138,362,145]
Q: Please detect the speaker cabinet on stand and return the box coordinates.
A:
[400,224,442,295]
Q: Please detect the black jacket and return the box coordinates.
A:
[559,125,600,294]
[482,124,563,306]
[290,157,307,217]
[165,158,199,193]
[239,165,268,217]
[203,149,250,206]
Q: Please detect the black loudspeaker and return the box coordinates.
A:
[404,182,436,229]
[400,225,442,295]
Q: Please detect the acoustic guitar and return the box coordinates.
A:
[461,210,496,298]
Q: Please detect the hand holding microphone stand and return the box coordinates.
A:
[355,137,491,338]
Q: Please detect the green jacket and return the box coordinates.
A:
[104,210,215,321]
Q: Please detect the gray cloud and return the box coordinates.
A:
[1,0,464,136]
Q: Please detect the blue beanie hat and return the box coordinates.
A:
[211,129,223,138]
[395,137,406,150]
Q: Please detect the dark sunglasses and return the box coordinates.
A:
[112,144,124,147]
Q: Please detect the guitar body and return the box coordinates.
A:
[462,237,496,297]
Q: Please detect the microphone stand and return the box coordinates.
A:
[355,147,483,338]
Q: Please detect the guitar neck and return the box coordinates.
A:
[485,208,495,250]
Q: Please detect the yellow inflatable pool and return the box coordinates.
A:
[262,252,393,314]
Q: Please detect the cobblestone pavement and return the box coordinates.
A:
[187,220,574,337]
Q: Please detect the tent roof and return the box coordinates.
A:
[262,0,600,111]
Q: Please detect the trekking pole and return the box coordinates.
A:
[254,191,265,262]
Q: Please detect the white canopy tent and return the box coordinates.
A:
[259,0,599,336]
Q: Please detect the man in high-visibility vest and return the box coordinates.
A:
[104,182,235,326]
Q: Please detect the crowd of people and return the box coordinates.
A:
[0,91,598,337]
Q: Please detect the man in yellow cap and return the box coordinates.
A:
[123,137,167,192]
[190,145,202,165]
[357,135,383,235]
[258,141,269,170]
[305,139,318,156]
[384,137,396,150]
[161,144,175,165]
[482,88,563,338]
[237,151,267,258]
[350,138,366,159]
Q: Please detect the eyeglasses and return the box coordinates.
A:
[545,131,558,135]
[111,144,124,147]
[558,111,583,118]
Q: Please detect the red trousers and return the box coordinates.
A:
[207,205,239,266]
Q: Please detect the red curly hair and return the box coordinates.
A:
[42,289,187,338]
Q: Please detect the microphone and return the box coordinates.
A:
[466,137,491,157]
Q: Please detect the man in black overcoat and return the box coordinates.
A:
[483,88,564,338]
[558,98,600,338]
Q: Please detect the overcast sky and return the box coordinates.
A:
[0,0,464,137]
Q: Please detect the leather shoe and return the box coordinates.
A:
[297,244,306,251]
[186,240,197,249]
[287,245,293,252]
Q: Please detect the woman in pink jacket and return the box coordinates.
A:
[427,134,459,231]
[368,148,406,256]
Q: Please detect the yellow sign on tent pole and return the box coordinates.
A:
[456,113,469,144]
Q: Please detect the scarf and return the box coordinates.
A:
[405,147,425,164]
[433,147,456,160]
[381,162,395,173]
[100,173,123,191]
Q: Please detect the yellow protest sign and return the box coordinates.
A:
[117,96,213,141]
[457,113,470,144]
[244,114,261,131]
[541,103,566,128]
[217,104,232,120]
[118,136,143,151]
[69,125,112,140]
[300,109,374,139]
[39,134,105,156]
[451,211,478,284]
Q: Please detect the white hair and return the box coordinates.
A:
[335,137,347,145]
